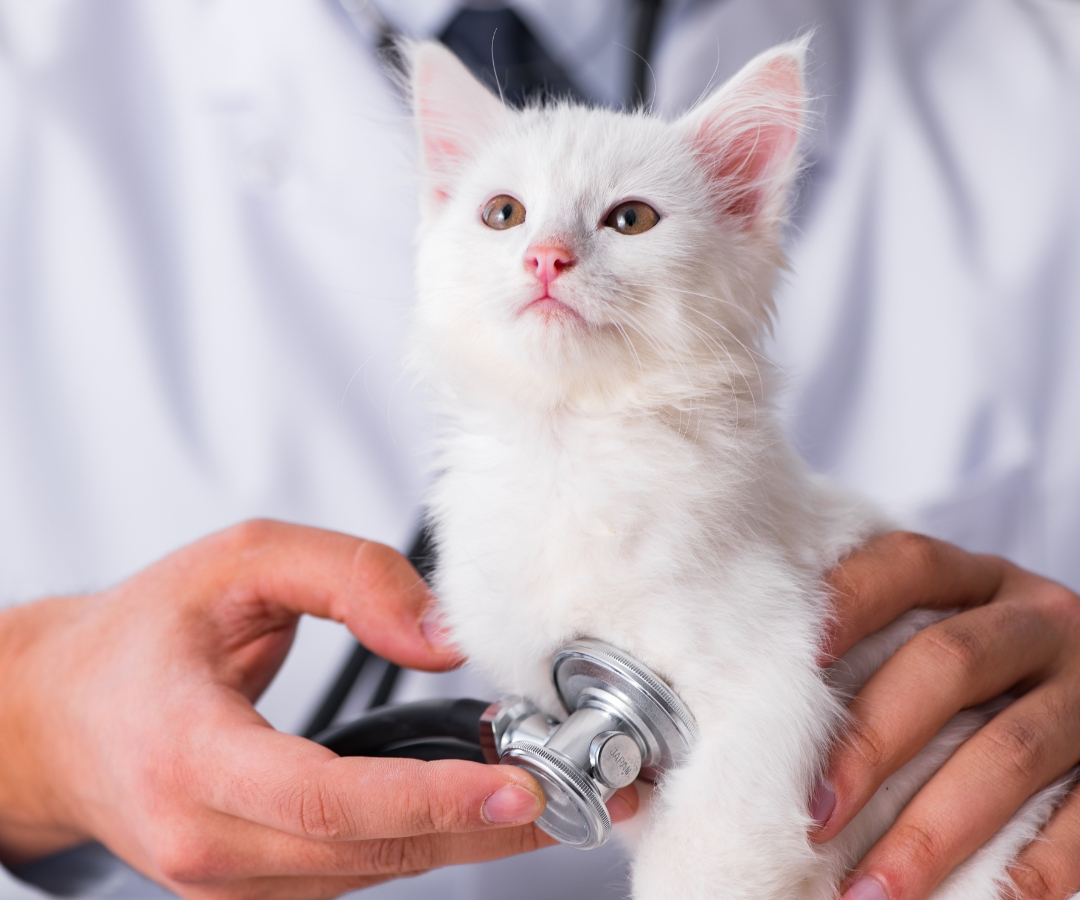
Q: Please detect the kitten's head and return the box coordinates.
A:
[407,39,807,411]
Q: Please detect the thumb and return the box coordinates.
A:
[205,716,546,839]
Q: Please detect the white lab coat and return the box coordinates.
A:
[0,0,1078,897]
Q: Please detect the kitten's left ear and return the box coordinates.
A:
[406,40,509,214]
[678,38,808,227]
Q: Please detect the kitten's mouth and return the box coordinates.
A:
[522,291,585,324]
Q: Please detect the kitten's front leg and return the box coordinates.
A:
[630,734,834,900]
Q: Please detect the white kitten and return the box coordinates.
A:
[405,39,1066,900]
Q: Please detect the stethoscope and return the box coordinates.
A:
[315,636,698,850]
[304,528,700,851]
[308,1,686,851]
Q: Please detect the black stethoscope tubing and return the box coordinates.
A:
[316,697,490,762]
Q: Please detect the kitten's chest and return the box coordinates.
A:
[430,410,840,724]
[439,415,688,569]
[431,415,705,686]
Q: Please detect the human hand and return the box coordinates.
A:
[810,532,1080,900]
[0,520,638,899]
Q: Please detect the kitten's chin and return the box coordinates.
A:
[416,308,644,412]
[484,325,646,412]
[520,295,586,325]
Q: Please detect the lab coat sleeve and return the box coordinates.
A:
[1,843,176,900]
[0,863,61,900]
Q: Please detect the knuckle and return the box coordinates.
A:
[353,540,415,595]
[1043,689,1080,733]
[886,531,942,575]
[372,837,410,873]
[223,518,280,555]
[889,818,950,874]
[1034,584,1080,631]
[365,836,434,875]
[505,823,548,854]
[844,717,891,773]
[1012,863,1060,900]
[362,540,402,572]
[982,715,1047,784]
[403,779,469,834]
[915,621,987,681]
[153,836,229,885]
[285,780,355,840]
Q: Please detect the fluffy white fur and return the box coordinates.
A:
[405,39,1066,900]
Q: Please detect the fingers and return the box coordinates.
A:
[607,785,640,823]
[162,787,635,882]
[839,679,1080,900]
[200,722,545,841]
[141,743,635,884]
[1010,782,1080,900]
[822,532,1005,663]
[818,545,1080,900]
[146,776,633,886]
[813,598,1065,841]
[140,807,553,885]
[177,520,460,672]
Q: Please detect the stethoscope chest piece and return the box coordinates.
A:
[482,639,699,850]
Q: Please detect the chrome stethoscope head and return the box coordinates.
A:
[479,639,699,850]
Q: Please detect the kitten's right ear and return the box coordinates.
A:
[677,38,809,229]
[406,40,508,214]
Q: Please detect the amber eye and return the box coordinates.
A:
[604,201,659,235]
[482,195,526,230]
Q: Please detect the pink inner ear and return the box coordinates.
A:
[422,127,470,169]
[417,69,474,175]
[414,56,503,209]
[692,57,802,223]
[420,121,478,207]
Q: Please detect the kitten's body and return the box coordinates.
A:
[406,40,1065,900]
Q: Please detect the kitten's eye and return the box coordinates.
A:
[482,195,526,230]
[604,201,659,235]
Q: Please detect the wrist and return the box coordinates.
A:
[0,599,92,866]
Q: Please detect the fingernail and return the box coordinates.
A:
[842,877,888,900]
[420,607,455,651]
[607,794,635,823]
[809,779,836,826]
[482,785,542,824]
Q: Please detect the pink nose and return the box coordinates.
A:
[526,245,576,285]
